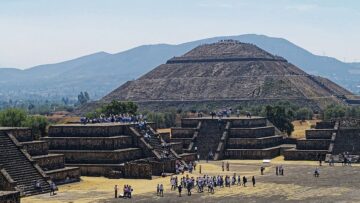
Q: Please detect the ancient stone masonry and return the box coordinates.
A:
[0,191,20,203]
[283,121,337,161]
[92,40,358,113]
[171,117,284,160]
[328,119,360,162]
[0,129,51,197]
[45,123,189,178]
[0,127,80,190]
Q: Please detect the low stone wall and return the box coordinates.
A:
[180,119,199,128]
[283,149,327,160]
[229,126,275,138]
[305,129,335,139]
[50,149,143,164]
[21,141,48,156]
[48,124,126,137]
[227,136,283,149]
[0,191,20,203]
[225,147,280,159]
[43,136,133,150]
[180,153,197,163]
[0,128,33,142]
[124,162,152,179]
[315,121,335,129]
[231,118,267,128]
[297,139,331,150]
[170,138,192,149]
[68,164,124,177]
[170,142,183,154]
[46,167,81,184]
[149,159,176,176]
[171,128,195,138]
[33,154,65,171]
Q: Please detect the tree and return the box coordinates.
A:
[265,105,294,135]
[98,100,138,116]
[0,108,27,127]
[77,91,90,105]
[295,107,313,121]
[23,115,48,138]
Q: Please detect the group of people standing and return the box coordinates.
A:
[114,184,133,199]
[166,174,256,197]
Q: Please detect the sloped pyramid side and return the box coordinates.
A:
[101,41,353,110]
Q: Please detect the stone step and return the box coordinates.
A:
[225,146,281,159]
[49,148,143,164]
[45,167,80,185]
[42,135,133,150]
[283,148,328,161]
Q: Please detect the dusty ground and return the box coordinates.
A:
[23,157,360,203]
[291,120,319,139]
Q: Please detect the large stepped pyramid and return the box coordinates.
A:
[97,40,359,112]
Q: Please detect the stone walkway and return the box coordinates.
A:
[23,159,360,203]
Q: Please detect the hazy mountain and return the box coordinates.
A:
[0,34,359,102]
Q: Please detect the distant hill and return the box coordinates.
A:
[0,34,359,102]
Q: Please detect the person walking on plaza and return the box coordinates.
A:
[260,166,265,175]
[50,182,57,196]
[252,176,256,187]
[114,185,118,198]
[159,184,164,197]
[178,184,182,197]
[242,176,247,187]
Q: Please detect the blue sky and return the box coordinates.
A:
[0,0,359,68]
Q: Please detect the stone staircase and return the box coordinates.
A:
[195,119,224,160]
[214,122,231,160]
[0,131,51,196]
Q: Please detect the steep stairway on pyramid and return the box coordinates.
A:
[0,131,51,196]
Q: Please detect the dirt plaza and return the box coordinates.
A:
[23,157,360,203]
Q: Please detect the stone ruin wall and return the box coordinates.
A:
[296,139,331,150]
[227,136,282,149]
[229,127,275,138]
[0,191,20,203]
[47,167,80,184]
[57,149,143,164]
[48,125,126,137]
[21,141,48,156]
[305,129,335,139]
[43,136,133,150]
[226,148,280,159]
[34,155,65,171]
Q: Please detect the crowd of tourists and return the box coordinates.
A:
[80,114,146,124]
[165,173,256,197]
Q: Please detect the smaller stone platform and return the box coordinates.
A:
[171,116,284,160]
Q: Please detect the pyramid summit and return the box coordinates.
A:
[101,40,358,111]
